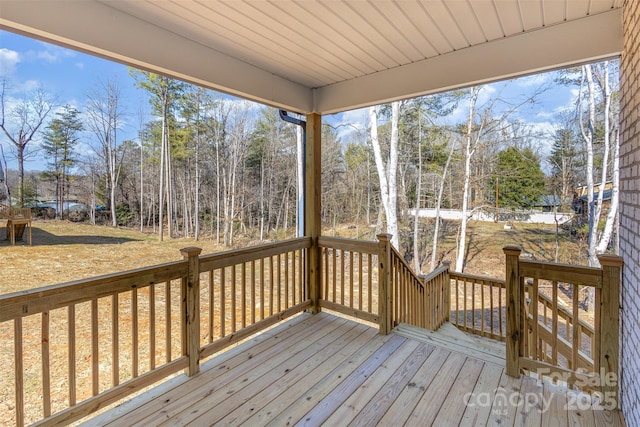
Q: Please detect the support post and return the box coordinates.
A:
[378,233,392,335]
[305,113,322,313]
[597,254,623,409]
[181,247,202,376]
[504,246,522,377]
[442,260,452,322]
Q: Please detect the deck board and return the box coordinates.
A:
[86,312,625,427]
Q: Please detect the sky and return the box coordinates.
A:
[0,29,586,174]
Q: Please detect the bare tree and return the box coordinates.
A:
[86,78,125,227]
[430,136,456,271]
[456,87,482,272]
[0,80,55,206]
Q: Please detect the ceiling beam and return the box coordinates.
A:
[0,0,313,113]
[314,9,623,114]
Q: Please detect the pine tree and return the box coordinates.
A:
[42,105,83,218]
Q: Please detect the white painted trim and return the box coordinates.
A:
[0,2,622,115]
[0,0,313,113]
[314,10,623,114]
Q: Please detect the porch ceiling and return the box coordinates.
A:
[0,0,623,115]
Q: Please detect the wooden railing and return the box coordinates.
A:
[0,238,310,427]
[504,246,623,408]
[197,238,311,360]
[1,233,625,424]
[318,236,380,327]
[393,254,449,331]
[318,234,443,334]
[0,203,31,220]
[449,271,506,341]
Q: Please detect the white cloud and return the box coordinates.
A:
[36,50,59,63]
[326,107,368,142]
[515,73,551,88]
[0,48,20,76]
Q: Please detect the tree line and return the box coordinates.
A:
[0,60,619,273]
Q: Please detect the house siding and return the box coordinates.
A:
[621,1,640,425]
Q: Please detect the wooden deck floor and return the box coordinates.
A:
[87,312,625,427]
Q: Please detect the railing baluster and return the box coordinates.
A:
[42,311,51,418]
[480,279,485,335]
[251,260,256,324]
[340,250,345,306]
[112,294,120,385]
[68,304,77,406]
[552,281,558,365]
[242,262,247,329]
[349,251,354,309]
[489,282,494,337]
[269,255,275,316]
[132,288,138,378]
[368,253,373,312]
[150,284,156,370]
[358,253,363,311]
[571,284,579,370]
[260,259,265,320]
[532,279,539,361]
[292,252,298,305]
[15,318,24,427]
[276,254,282,313]
[209,271,214,343]
[299,248,304,302]
[231,264,237,333]
[165,281,172,362]
[92,298,99,396]
[220,267,226,336]
[284,253,289,309]
[463,279,468,330]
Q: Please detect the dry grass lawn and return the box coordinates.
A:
[0,219,586,425]
[0,219,585,294]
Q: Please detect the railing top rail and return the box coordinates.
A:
[317,236,378,254]
[519,258,602,288]
[199,237,311,271]
[449,270,505,287]
[389,245,415,273]
[419,264,449,283]
[0,260,188,322]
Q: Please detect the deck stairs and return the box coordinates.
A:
[394,321,506,366]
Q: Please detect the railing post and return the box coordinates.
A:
[442,260,452,323]
[305,113,322,314]
[181,247,202,377]
[377,233,392,335]
[504,246,522,378]
[597,254,623,409]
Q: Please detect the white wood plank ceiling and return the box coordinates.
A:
[0,0,624,114]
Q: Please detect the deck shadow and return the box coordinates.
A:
[0,226,142,246]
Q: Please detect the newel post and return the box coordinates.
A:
[377,233,392,335]
[597,254,623,409]
[504,246,522,378]
[442,260,452,322]
[181,247,202,376]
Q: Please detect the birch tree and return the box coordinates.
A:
[577,62,620,259]
[456,87,481,272]
[369,102,399,249]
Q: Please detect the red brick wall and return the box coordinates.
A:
[620,0,640,423]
